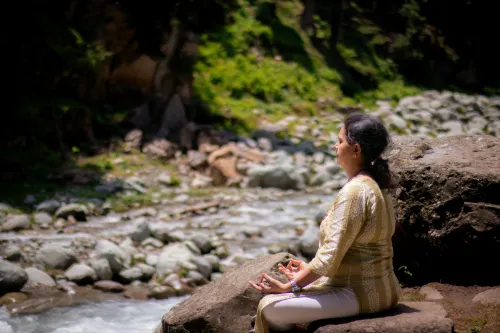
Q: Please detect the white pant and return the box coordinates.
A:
[262,288,359,331]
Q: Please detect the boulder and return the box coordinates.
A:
[161,253,293,333]
[156,243,195,280]
[55,204,88,221]
[24,267,56,287]
[35,200,61,214]
[388,135,500,285]
[0,260,28,294]
[309,302,453,333]
[93,239,130,275]
[93,280,125,293]
[248,165,305,190]
[3,244,21,261]
[472,287,500,305]
[64,263,97,285]
[1,214,31,232]
[160,253,455,333]
[35,244,77,270]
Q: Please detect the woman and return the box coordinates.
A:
[249,113,400,333]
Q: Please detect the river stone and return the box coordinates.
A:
[1,214,31,232]
[309,172,332,187]
[146,254,159,267]
[149,285,177,299]
[141,237,163,248]
[119,238,138,257]
[36,200,61,214]
[35,244,77,270]
[3,244,21,261]
[94,239,130,275]
[90,258,113,281]
[156,243,195,280]
[33,212,52,225]
[183,240,201,255]
[119,267,143,283]
[0,292,28,306]
[130,221,151,242]
[299,226,320,258]
[55,203,88,221]
[161,253,294,333]
[309,302,453,333]
[136,263,155,280]
[191,256,212,279]
[190,234,212,254]
[315,209,327,225]
[0,260,28,293]
[24,267,56,287]
[202,254,220,272]
[186,270,206,285]
[389,135,500,285]
[132,253,146,263]
[247,164,305,190]
[93,280,125,293]
[64,264,97,285]
[0,203,13,213]
[165,275,191,296]
[472,287,500,305]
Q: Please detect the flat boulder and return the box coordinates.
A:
[388,135,500,285]
[161,253,294,333]
[310,302,453,333]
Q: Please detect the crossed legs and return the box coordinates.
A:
[261,288,359,331]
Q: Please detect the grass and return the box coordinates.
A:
[0,151,182,213]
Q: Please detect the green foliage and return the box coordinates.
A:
[193,0,343,133]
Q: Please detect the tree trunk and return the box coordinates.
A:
[300,0,316,33]
[330,0,345,47]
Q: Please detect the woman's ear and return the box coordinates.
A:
[354,143,362,157]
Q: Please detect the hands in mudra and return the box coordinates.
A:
[248,259,307,293]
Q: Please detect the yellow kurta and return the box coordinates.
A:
[255,175,400,333]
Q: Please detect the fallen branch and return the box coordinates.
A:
[173,200,220,215]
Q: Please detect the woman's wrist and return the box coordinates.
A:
[282,282,292,292]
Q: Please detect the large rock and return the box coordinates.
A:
[24,267,56,287]
[55,204,88,221]
[472,288,500,305]
[309,302,453,333]
[64,263,97,285]
[156,243,195,280]
[93,239,130,275]
[388,135,500,285]
[161,253,293,333]
[248,165,305,190]
[1,214,31,232]
[35,244,77,270]
[36,199,61,214]
[0,260,28,294]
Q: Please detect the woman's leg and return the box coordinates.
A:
[262,288,359,331]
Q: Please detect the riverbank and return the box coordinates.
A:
[1,90,500,332]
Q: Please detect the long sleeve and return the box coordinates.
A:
[308,182,369,277]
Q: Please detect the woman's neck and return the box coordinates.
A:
[346,165,366,182]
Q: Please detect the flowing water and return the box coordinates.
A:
[0,191,335,333]
[0,296,188,333]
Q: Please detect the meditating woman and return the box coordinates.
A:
[249,113,401,333]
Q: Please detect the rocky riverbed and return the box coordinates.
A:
[1,90,500,332]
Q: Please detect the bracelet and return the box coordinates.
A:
[290,279,301,293]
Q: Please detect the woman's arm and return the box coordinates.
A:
[307,182,368,278]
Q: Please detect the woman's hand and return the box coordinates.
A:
[248,273,291,294]
[278,259,307,281]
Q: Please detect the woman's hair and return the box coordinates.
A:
[344,112,394,189]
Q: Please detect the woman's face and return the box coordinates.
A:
[334,125,358,169]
